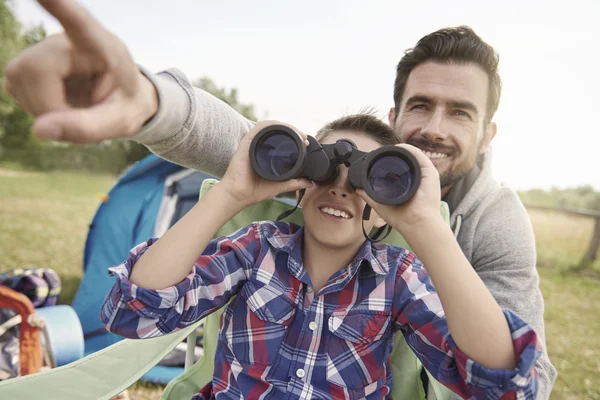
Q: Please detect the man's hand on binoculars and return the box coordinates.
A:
[219,121,313,209]
[3,0,158,143]
[356,144,443,236]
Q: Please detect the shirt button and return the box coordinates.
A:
[296,368,306,378]
[308,321,318,331]
[306,286,313,293]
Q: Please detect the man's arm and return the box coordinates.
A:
[4,0,253,162]
[470,189,557,399]
[132,67,254,177]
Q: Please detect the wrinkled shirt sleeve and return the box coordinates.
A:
[101,223,260,339]
[392,252,540,399]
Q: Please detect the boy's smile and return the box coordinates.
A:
[317,202,354,220]
[300,130,386,253]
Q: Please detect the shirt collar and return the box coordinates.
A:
[349,240,390,276]
[264,223,303,257]
[264,223,391,276]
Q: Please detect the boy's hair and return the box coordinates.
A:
[315,111,400,146]
[393,26,502,125]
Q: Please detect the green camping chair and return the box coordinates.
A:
[0,179,454,400]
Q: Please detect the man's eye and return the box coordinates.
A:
[453,110,470,118]
[410,104,427,111]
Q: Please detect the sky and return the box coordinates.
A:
[10,0,600,191]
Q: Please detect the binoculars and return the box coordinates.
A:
[249,124,420,205]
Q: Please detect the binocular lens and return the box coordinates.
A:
[367,156,413,202]
[250,125,420,205]
[255,132,300,178]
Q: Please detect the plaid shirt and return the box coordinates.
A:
[101,221,540,400]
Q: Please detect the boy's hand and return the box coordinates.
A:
[218,121,313,208]
[356,144,444,236]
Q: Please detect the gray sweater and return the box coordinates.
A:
[132,68,557,399]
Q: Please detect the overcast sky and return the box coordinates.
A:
[11,0,600,190]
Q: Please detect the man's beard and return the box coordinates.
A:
[403,136,481,189]
[438,162,477,188]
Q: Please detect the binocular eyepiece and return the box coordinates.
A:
[249,125,420,205]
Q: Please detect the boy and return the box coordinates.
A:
[101,114,539,399]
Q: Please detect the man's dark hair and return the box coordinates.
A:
[393,26,502,125]
[316,110,400,146]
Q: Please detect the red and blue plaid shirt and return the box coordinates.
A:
[101,221,539,399]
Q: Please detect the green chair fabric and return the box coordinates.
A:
[0,321,197,400]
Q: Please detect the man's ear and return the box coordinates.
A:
[480,122,497,154]
[388,107,397,126]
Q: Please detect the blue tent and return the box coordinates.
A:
[70,154,213,383]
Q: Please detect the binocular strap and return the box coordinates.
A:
[276,189,306,221]
[361,205,393,243]
[276,192,392,243]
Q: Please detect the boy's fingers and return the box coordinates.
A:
[283,179,313,193]
[356,189,374,206]
[356,189,384,213]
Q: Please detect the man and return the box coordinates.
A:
[4,0,556,398]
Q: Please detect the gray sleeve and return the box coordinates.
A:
[471,189,557,399]
[130,67,255,178]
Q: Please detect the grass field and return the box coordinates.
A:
[0,167,598,399]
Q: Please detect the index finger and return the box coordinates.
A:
[37,0,110,55]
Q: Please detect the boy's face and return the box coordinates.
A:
[300,130,387,251]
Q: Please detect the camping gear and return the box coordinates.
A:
[0,286,44,378]
[36,306,84,367]
[70,154,213,383]
[0,268,62,308]
[0,270,84,380]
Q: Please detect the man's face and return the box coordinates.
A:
[389,61,496,191]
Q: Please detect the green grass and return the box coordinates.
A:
[539,268,599,400]
[528,209,600,400]
[0,168,116,305]
[529,208,600,272]
[0,168,598,399]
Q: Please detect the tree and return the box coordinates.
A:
[0,0,23,121]
[193,76,258,120]
[116,76,262,166]
[0,0,47,149]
